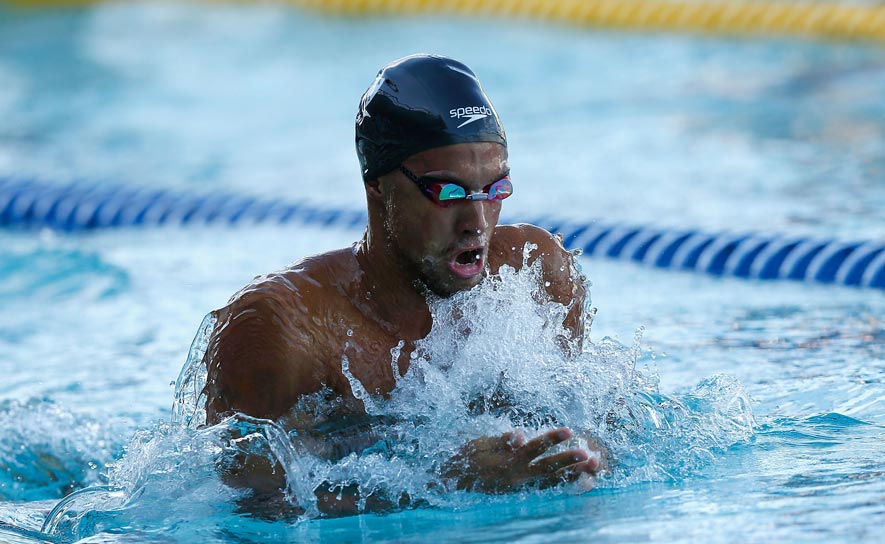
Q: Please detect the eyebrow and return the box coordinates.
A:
[418,168,511,187]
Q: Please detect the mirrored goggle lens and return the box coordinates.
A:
[438,184,467,201]
[485,177,513,201]
[423,183,466,204]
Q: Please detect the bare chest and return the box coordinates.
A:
[315,305,415,401]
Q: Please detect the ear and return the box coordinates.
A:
[365,178,383,201]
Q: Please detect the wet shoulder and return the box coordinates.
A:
[204,248,358,421]
[222,248,357,319]
[489,223,588,345]
[489,223,575,273]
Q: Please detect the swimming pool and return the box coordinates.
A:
[1,1,884,542]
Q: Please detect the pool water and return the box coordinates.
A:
[1,2,885,542]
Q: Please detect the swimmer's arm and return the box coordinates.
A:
[205,293,325,424]
[204,295,403,517]
[229,462,407,518]
[224,456,407,518]
[202,293,320,496]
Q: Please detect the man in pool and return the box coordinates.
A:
[203,54,603,515]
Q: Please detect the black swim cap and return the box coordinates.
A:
[355,54,507,181]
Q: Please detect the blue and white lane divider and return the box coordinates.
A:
[0,177,367,231]
[2,177,883,290]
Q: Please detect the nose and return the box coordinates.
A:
[457,200,495,237]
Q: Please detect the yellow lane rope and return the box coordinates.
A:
[295,0,885,42]
[6,0,885,43]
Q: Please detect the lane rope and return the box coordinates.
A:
[6,0,885,43]
[2,177,882,290]
[279,0,885,43]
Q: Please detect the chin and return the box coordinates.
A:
[411,251,486,298]
[422,274,483,298]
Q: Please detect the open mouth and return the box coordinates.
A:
[455,249,481,265]
[449,248,485,279]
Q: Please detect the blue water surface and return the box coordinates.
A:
[1,2,884,543]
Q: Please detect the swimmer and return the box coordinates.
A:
[203,54,604,516]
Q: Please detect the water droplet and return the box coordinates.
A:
[390,340,406,379]
[341,355,377,414]
[366,291,372,300]
[544,281,551,287]
[347,329,354,337]
[559,266,565,272]
[475,253,480,260]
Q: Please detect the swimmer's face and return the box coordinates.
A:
[378,142,508,297]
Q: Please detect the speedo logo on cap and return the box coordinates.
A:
[450,105,493,128]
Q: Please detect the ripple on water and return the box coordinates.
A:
[0,243,129,302]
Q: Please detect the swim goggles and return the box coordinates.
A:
[399,164,513,207]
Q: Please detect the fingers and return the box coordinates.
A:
[503,429,527,450]
[529,449,590,475]
[528,457,599,491]
[563,465,598,493]
[554,456,600,481]
[518,427,572,461]
[534,452,601,491]
[558,458,600,490]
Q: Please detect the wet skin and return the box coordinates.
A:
[203,142,602,515]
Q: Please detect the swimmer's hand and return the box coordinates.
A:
[442,427,604,494]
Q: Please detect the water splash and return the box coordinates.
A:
[171,311,215,429]
[238,251,753,514]
[0,399,130,503]
[39,421,243,542]
[36,247,755,539]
